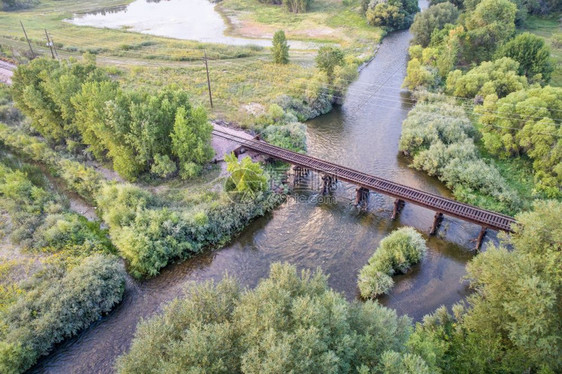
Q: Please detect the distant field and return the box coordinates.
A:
[522,12,562,86]
[0,0,382,122]
[219,0,382,55]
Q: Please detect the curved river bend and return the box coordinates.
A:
[33,5,494,372]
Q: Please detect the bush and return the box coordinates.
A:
[552,33,562,49]
[117,262,421,373]
[315,46,344,82]
[262,122,307,153]
[150,154,177,178]
[358,227,427,298]
[0,254,125,373]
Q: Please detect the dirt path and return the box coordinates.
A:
[0,60,15,85]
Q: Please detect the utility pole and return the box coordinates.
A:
[44,29,55,59]
[50,33,59,60]
[203,50,213,108]
[20,21,35,59]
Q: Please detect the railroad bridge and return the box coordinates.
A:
[212,128,517,250]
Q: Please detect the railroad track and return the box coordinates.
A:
[212,128,516,234]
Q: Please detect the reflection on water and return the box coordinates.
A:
[69,0,317,48]
[33,2,493,372]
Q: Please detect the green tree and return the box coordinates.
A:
[225,153,268,198]
[497,32,554,83]
[272,30,289,64]
[464,0,517,62]
[11,57,107,144]
[365,0,419,30]
[315,46,345,82]
[445,57,527,99]
[478,86,562,196]
[117,263,424,373]
[410,2,459,47]
[170,106,214,179]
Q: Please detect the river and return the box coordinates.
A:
[32,3,495,372]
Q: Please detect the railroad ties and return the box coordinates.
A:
[212,128,517,250]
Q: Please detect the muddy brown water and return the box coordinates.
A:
[32,5,495,372]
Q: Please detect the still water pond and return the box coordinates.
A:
[69,0,316,48]
[34,1,495,372]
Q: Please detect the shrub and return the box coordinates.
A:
[315,46,344,82]
[225,153,269,198]
[150,154,177,178]
[358,227,427,299]
[0,254,125,373]
[262,122,307,153]
[117,263,420,373]
[553,33,562,49]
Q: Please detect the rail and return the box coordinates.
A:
[213,128,516,233]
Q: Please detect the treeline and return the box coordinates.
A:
[11,56,214,181]
[117,200,561,373]
[0,155,125,373]
[403,0,561,205]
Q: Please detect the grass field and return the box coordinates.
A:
[521,12,562,86]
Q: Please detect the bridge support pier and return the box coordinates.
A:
[391,199,405,220]
[355,187,369,210]
[293,166,309,177]
[321,174,337,195]
[476,227,487,251]
[430,212,444,236]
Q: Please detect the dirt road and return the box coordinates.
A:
[0,60,15,85]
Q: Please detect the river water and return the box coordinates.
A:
[33,3,495,372]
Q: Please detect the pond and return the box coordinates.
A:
[69,0,318,48]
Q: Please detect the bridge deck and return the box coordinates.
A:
[213,128,516,233]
